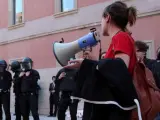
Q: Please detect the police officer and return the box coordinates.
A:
[56,67,79,120]
[0,105,3,120]
[48,76,58,117]
[0,59,12,120]
[19,57,40,120]
[10,60,22,120]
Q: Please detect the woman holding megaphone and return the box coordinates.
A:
[65,1,137,120]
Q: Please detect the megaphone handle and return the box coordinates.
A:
[59,38,64,43]
[90,28,96,32]
[99,40,102,60]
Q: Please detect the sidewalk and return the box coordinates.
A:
[9,101,84,119]
[10,114,82,120]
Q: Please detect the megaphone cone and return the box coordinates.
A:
[53,31,100,66]
[53,40,81,66]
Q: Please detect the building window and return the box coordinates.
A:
[8,0,24,27]
[144,40,155,59]
[54,0,77,17]
[13,0,23,25]
[61,0,74,12]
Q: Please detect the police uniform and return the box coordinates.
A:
[0,60,12,120]
[10,60,22,120]
[20,57,40,120]
[13,72,22,120]
[49,81,58,116]
[0,105,2,120]
[56,68,79,120]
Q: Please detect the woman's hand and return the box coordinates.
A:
[25,71,30,76]
[19,72,25,77]
[58,72,66,79]
[64,59,84,69]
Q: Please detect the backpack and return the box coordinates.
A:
[131,61,160,120]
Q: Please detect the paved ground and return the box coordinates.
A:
[9,114,82,120]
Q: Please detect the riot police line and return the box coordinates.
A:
[0,57,40,120]
[0,57,79,120]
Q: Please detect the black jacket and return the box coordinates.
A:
[49,83,55,92]
[143,58,160,88]
[72,58,138,109]
[0,71,12,91]
[55,68,64,94]
[150,60,160,89]
[21,69,40,93]
[55,68,78,92]
[13,71,22,95]
[144,58,156,71]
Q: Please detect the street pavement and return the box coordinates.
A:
[9,114,82,120]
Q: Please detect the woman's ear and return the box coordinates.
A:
[106,14,111,23]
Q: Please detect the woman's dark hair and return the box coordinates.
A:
[135,41,149,52]
[102,1,137,30]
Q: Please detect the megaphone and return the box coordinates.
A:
[53,29,100,66]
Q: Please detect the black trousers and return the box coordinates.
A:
[0,92,11,120]
[82,102,131,120]
[58,91,79,120]
[0,103,3,120]
[49,93,58,115]
[20,93,39,120]
[15,95,21,120]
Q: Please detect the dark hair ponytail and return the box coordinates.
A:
[103,1,137,29]
[128,6,137,26]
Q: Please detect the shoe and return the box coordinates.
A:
[48,115,54,117]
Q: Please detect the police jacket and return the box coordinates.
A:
[55,68,64,94]
[143,58,160,88]
[72,58,138,110]
[144,58,156,71]
[0,71,12,91]
[55,68,78,92]
[13,72,22,95]
[49,82,55,92]
[21,69,40,93]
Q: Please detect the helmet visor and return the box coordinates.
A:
[0,66,5,73]
[21,62,32,72]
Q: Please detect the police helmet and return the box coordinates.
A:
[10,60,21,72]
[21,57,33,72]
[0,59,7,72]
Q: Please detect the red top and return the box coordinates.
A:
[105,31,137,75]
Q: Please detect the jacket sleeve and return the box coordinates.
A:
[49,84,52,91]
[73,69,79,82]
[34,70,40,80]
[55,68,65,93]
[7,72,12,89]
[55,68,64,85]
[30,70,40,90]
[55,69,64,81]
